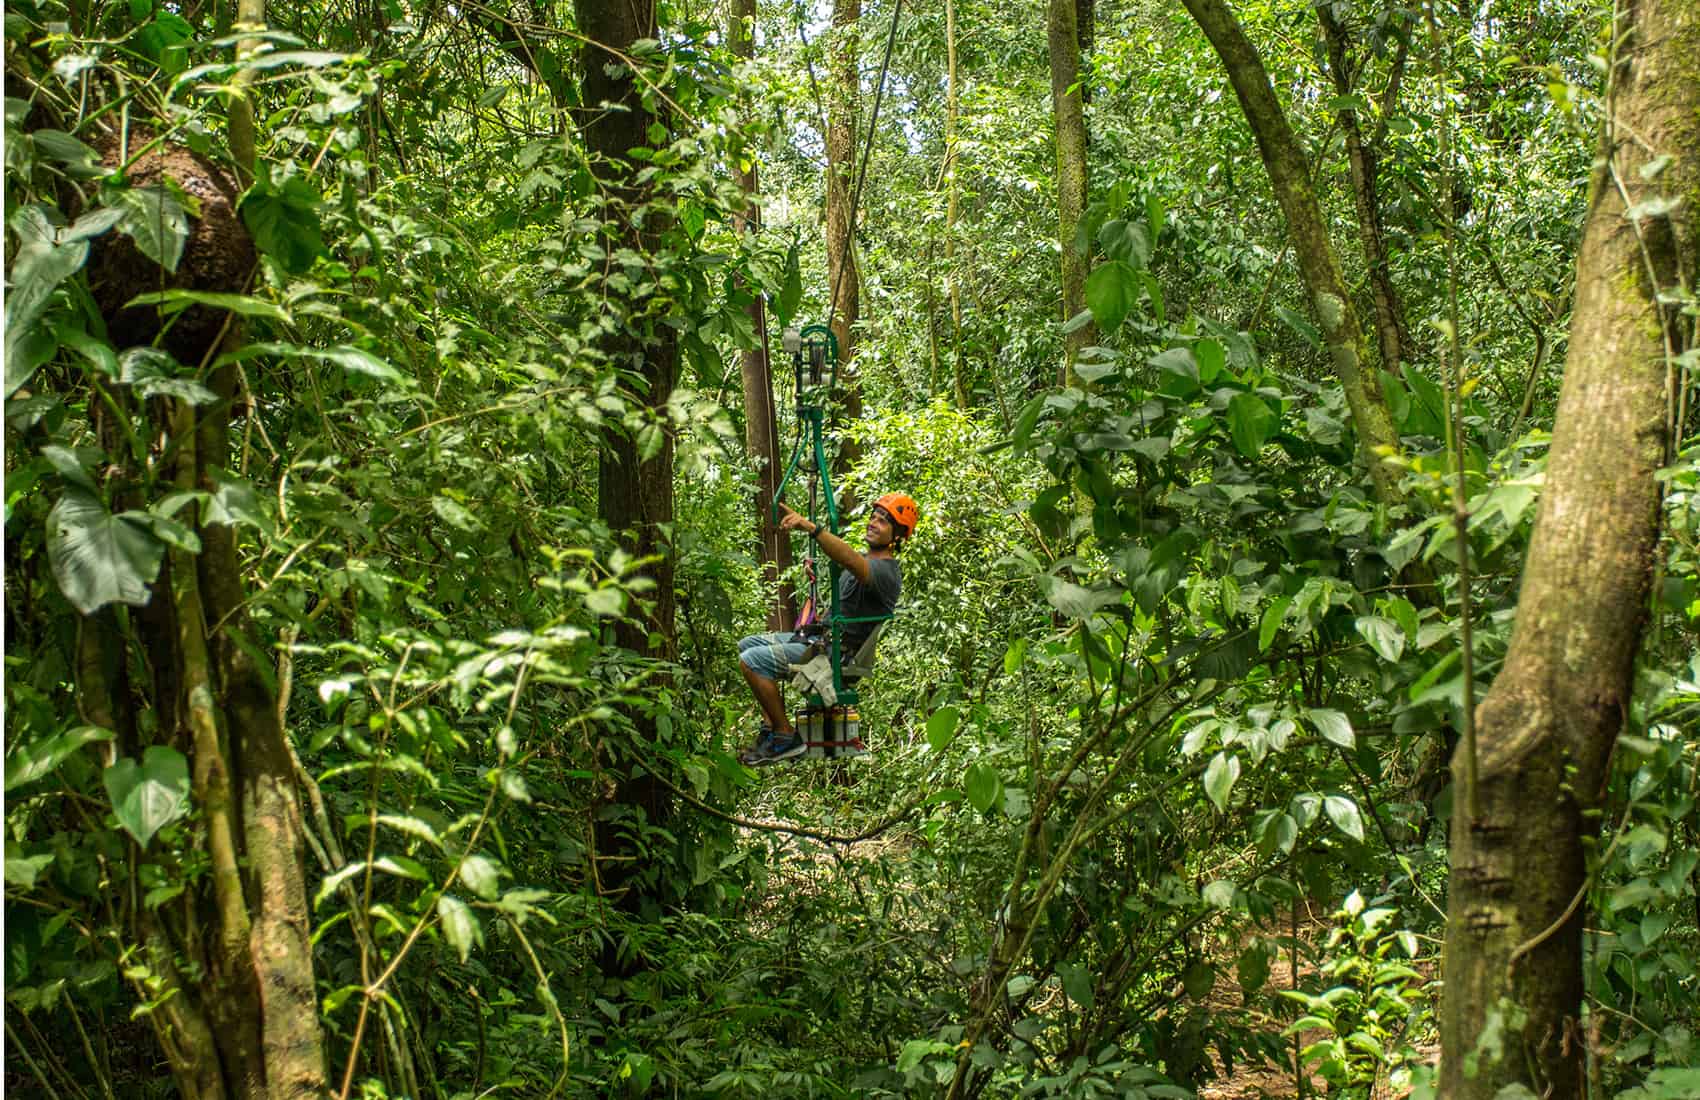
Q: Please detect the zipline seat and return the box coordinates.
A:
[790,619,888,759]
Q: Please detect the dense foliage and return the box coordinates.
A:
[4,0,1697,1097]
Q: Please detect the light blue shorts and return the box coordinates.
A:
[737,632,810,680]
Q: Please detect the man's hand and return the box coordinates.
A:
[778,505,816,536]
[779,504,872,583]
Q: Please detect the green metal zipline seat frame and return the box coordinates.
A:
[771,324,892,756]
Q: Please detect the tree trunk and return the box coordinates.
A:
[826,0,863,502]
[1439,2,1697,1095]
[1315,3,1409,377]
[1180,0,1404,504]
[944,0,969,408]
[731,0,794,632]
[576,0,678,888]
[1048,0,1094,384]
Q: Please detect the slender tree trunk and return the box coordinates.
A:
[1440,2,1697,1095]
[576,0,677,875]
[944,0,969,408]
[1181,0,1404,504]
[1316,4,1410,377]
[731,0,794,631]
[826,0,863,500]
[1048,0,1094,384]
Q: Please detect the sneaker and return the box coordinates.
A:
[738,725,776,766]
[753,731,807,766]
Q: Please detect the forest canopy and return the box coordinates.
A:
[3,0,1698,1097]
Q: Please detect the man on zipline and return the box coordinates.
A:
[737,492,918,764]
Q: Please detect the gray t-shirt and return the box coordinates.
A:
[837,556,901,651]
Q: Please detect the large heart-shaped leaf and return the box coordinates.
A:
[239,171,326,274]
[46,487,167,613]
[103,746,191,847]
[114,184,190,273]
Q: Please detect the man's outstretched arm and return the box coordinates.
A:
[777,505,870,583]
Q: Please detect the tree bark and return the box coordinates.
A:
[1315,3,1410,377]
[1439,2,1697,1095]
[1181,0,1404,504]
[1048,0,1094,384]
[731,0,794,632]
[826,0,863,501]
[576,0,677,896]
[577,0,677,663]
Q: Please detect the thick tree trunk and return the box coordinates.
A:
[1048,0,1094,383]
[1180,0,1404,504]
[731,0,794,632]
[576,0,677,899]
[1315,4,1409,377]
[1439,2,1697,1095]
[577,0,677,662]
[826,0,863,499]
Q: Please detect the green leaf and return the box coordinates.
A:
[4,839,56,889]
[203,469,270,530]
[1182,960,1216,999]
[1238,942,1272,992]
[1202,880,1237,910]
[1058,962,1095,1008]
[239,171,326,274]
[458,853,501,900]
[436,894,481,962]
[53,320,120,380]
[926,706,960,752]
[964,762,1001,813]
[1273,305,1321,351]
[5,725,114,790]
[1226,392,1276,457]
[31,129,103,175]
[432,495,482,533]
[6,206,89,396]
[1195,338,1225,383]
[375,814,442,848]
[47,487,167,613]
[584,587,625,616]
[1258,596,1291,651]
[1149,346,1198,397]
[125,289,290,324]
[114,185,190,273]
[1097,219,1149,267]
[1010,393,1046,452]
[1203,751,1240,812]
[1309,708,1355,749]
[1085,260,1140,331]
[123,510,201,553]
[1355,615,1405,662]
[1324,794,1365,842]
[230,341,404,383]
[1041,575,1123,619]
[103,746,191,847]
[119,347,218,405]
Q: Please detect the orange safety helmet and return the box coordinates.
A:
[873,492,919,538]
